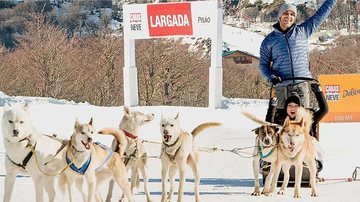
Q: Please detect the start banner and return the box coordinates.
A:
[319,74,360,122]
[123,1,218,39]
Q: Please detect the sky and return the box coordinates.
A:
[0,92,359,202]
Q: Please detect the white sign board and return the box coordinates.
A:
[123,1,218,39]
[123,1,223,108]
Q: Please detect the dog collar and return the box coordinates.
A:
[123,130,138,139]
[66,152,91,175]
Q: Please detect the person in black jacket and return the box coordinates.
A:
[283,82,329,139]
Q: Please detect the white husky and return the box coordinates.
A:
[160,113,221,202]
[105,106,155,202]
[1,103,65,202]
[58,118,134,202]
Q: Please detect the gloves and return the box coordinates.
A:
[311,82,322,93]
[270,76,281,85]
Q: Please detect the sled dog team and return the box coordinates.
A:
[1,104,220,202]
[2,103,319,202]
[243,107,319,198]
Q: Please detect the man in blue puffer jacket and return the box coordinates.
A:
[259,0,337,109]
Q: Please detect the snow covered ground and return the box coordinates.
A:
[0,94,359,202]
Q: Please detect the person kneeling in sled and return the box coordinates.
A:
[282,85,328,180]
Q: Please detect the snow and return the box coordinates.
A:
[223,24,264,58]
[1,92,360,202]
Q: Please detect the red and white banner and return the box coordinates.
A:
[123,1,218,39]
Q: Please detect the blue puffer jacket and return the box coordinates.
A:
[259,0,337,86]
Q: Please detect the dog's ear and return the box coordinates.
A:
[270,125,281,133]
[251,127,260,135]
[23,102,30,111]
[299,118,304,126]
[284,117,290,126]
[174,112,179,120]
[275,125,282,133]
[3,102,11,111]
[124,106,130,116]
[75,118,81,129]
[89,117,93,125]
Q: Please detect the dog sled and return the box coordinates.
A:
[261,77,328,186]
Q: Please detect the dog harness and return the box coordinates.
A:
[119,129,139,166]
[66,142,113,175]
[66,152,91,175]
[7,142,37,170]
[124,141,138,166]
[258,144,275,160]
[6,136,37,170]
[162,136,182,163]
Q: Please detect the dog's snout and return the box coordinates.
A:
[290,141,294,146]
[264,138,271,145]
[88,137,93,142]
[13,130,19,136]
[163,130,168,135]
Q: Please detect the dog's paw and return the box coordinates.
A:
[277,190,285,195]
[293,193,301,198]
[251,191,261,196]
[261,187,269,194]
[264,192,274,196]
[316,177,325,183]
[311,191,318,197]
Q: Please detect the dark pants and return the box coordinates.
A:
[275,82,310,109]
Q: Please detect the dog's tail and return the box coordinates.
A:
[241,111,280,127]
[241,111,269,125]
[191,122,221,138]
[98,128,128,157]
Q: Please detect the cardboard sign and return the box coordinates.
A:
[319,74,360,122]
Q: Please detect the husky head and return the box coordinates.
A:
[280,117,307,156]
[1,103,35,142]
[120,106,154,130]
[253,125,279,148]
[160,113,182,144]
[71,118,95,151]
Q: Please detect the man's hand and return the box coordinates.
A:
[270,76,281,85]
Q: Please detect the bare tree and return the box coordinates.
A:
[136,39,209,106]
[13,14,78,99]
[223,60,269,99]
